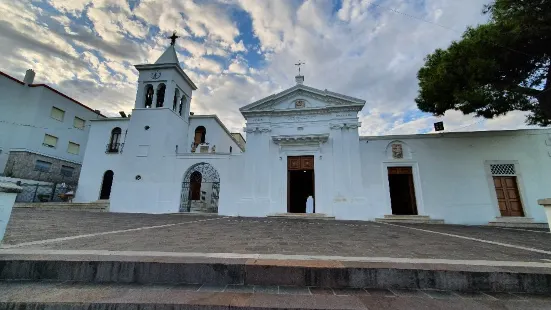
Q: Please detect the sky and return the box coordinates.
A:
[0,0,540,136]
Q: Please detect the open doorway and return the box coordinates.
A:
[387,167,417,215]
[99,170,114,200]
[287,156,315,213]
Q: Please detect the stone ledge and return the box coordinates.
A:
[0,182,22,194]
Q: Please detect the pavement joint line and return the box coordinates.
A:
[1,249,551,268]
[0,216,229,249]
[379,222,551,256]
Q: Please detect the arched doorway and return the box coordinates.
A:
[99,170,114,200]
[180,163,220,213]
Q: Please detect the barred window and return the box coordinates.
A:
[34,160,52,172]
[60,165,74,177]
[490,164,516,176]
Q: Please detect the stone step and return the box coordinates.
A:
[488,221,549,229]
[383,215,431,219]
[268,213,336,220]
[1,253,550,293]
[375,217,445,224]
[2,282,549,310]
[14,201,109,212]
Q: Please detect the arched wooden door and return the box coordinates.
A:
[99,170,114,200]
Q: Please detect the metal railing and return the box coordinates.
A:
[105,143,124,154]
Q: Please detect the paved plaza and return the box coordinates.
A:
[2,209,550,263]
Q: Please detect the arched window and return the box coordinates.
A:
[189,171,202,200]
[144,85,154,108]
[108,127,122,153]
[194,126,206,146]
[99,170,114,200]
[173,89,180,111]
[179,96,186,115]
[156,83,166,107]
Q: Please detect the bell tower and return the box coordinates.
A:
[133,32,196,122]
[122,33,198,165]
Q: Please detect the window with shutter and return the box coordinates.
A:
[67,142,80,155]
[50,107,65,121]
[43,134,58,148]
[73,117,85,129]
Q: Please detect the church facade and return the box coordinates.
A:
[75,42,551,225]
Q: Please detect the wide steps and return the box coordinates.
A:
[375,215,444,224]
[488,217,548,229]
[14,201,109,212]
[1,253,550,293]
[1,282,549,310]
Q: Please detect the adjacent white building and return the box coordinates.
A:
[0,70,105,184]
[75,41,551,226]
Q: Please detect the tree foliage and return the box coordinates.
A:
[416,0,551,126]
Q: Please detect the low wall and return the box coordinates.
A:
[14,201,109,212]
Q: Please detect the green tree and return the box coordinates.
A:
[416,0,551,126]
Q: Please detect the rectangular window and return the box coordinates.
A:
[34,160,52,172]
[50,107,65,122]
[43,134,58,148]
[73,117,85,130]
[67,142,80,155]
[60,165,74,177]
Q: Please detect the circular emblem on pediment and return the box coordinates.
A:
[295,100,305,108]
[151,71,162,80]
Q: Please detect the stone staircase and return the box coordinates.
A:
[0,252,550,309]
[488,217,548,229]
[375,215,445,224]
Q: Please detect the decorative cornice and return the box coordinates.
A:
[244,126,271,133]
[240,84,365,114]
[272,134,329,144]
[242,105,362,118]
[330,122,361,130]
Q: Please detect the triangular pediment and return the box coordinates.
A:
[240,84,365,116]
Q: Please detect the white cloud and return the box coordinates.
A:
[0,0,540,136]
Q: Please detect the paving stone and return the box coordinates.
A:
[333,288,369,296]
[278,285,311,295]
[225,284,254,293]
[170,283,202,292]
[423,290,461,299]
[309,287,335,295]
[198,284,226,292]
[4,209,551,263]
[364,288,396,297]
[455,291,497,300]
[484,292,527,300]
[390,289,430,298]
[253,285,278,294]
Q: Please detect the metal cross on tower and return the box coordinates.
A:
[295,61,305,76]
[168,31,179,46]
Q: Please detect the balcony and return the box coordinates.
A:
[106,143,124,154]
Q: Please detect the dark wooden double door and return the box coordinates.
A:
[287,156,315,213]
[493,176,524,217]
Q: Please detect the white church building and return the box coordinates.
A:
[75,40,551,226]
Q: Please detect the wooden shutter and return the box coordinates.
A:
[43,134,58,148]
[50,107,65,121]
[67,142,80,155]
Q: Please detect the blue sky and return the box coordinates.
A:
[0,0,536,135]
